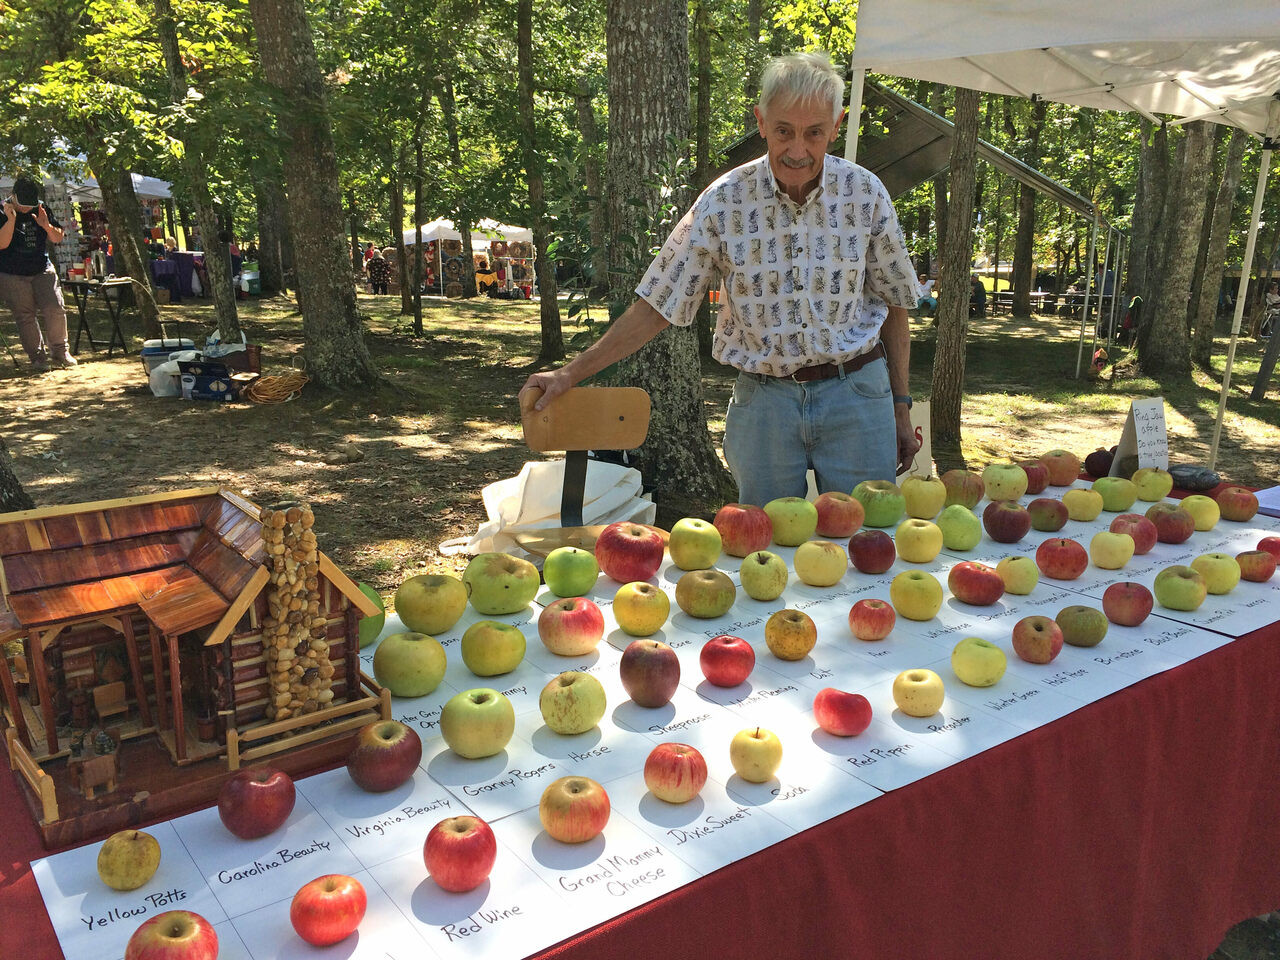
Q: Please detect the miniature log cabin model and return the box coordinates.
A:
[0,487,388,846]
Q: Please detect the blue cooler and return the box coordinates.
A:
[141,338,196,374]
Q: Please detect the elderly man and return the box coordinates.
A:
[523,52,919,507]
[0,177,76,372]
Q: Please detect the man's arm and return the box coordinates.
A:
[521,298,671,410]
[881,305,921,475]
[34,205,63,244]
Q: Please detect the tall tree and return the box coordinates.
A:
[606,0,732,514]
[1191,127,1248,365]
[1011,99,1047,314]
[1126,119,1168,325]
[0,437,34,513]
[254,161,291,295]
[92,155,163,340]
[574,80,607,293]
[436,75,478,299]
[930,86,981,464]
[248,0,378,388]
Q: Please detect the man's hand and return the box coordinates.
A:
[1,197,15,220]
[895,406,921,476]
[34,203,50,229]
[520,368,575,412]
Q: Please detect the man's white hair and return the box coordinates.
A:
[757,52,845,124]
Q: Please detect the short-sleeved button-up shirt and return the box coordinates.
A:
[636,154,919,376]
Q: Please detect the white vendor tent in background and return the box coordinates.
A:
[402,217,531,248]
[848,0,1280,469]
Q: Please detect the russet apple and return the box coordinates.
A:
[738,550,789,600]
[619,638,681,707]
[1131,467,1174,501]
[373,632,447,697]
[1056,605,1109,647]
[125,911,218,960]
[891,668,945,716]
[1027,497,1069,532]
[440,688,516,758]
[594,522,665,583]
[1110,513,1158,554]
[712,503,773,557]
[900,476,947,519]
[950,637,1007,687]
[543,546,600,598]
[764,609,817,660]
[729,727,784,782]
[1062,488,1104,521]
[812,688,873,736]
[814,491,865,536]
[982,462,1029,501]
[97,829,161,892]
[613,581,671,636]
[1145,502,1196,543]
[941,469,985,509]
[889,570,944,621]
[763,496,819,545]
[848,598,895,641]
[1040,449,1082,486]
[462,552,541,615]
[1011,615,1064,664]
[1102,582,1154,626]
[1153,565,1208,611]
[644,743,708,802]
[996,555,1039,595]
[539,671,608,734]
[1236,549,1277,583]
[461,620,526,676]
[848,529,896,573]
[1216,486,1259,522]
[851,480,906,528]
[540,776,610,842]
[947,561,1005,606]
[1089,530,1135,570]
[668,517,723,570]
[1035,537,1088,580]
[982,501,1032,544]
[1092,476,1139,512]
[895,518,944,563]
[674,568,737,618]
[936,504,983,551]
[1019,459,1050,495]
[1180,494,1221,531]
[217,767,295,840]
[1190,552,1241,594]
[290,874,367,947]
[539,596,605,656]
[394,574,468,635]
[424,816,497,892]
[699,634,755,686]
[794,539,850,586]
[346,719,422,793]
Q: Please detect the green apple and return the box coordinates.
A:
[763,497,819,546]
[981,462,1029,501]
[356,583,386,649]
[460,620,527,676]
[1190,552,1241,594]
[543,546,600,598]
[613,581,671,636]
[900,476,947,519]
[894,518,943,563]
[440,688,516,758]
[373,632,447,697]
[1131,467,1174,502]
[539,671,607,734]
[995,555,1039,595]
[793,540,848,587]
[1056,605,1109,648]
[463,552,541,615]
[1089,531,1135,570]
[394,574,467,635]
[1153,565,1208,611]
[668,518,723,571]
[1062,488,1104,522]
[889,570,943,621]
[729,727,783,783]
[950,637,1007,687]
[1091,476,1139,512]
[738,550,788,601]
[1180,495,1221,531]
[97,829,161,891]
[674,568,736,618]
[936,504,983,551]
[891,668,945,717]
[851,480,906,528]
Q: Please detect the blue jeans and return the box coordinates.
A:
[722,357,897,507]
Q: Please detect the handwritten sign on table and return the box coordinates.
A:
[1111,397,1169,473]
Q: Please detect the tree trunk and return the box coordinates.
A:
[744,0,763,123]
[1139,121,1214,377]
[413,132,425,336]
[153,0,241,342]
[348,194,361,276]
[605,0,732,515]
[90,154,162,340]
[0,436,34,513]
[1191,128,1248,366]
[437,77,477,297]
[1187,126,1227,345]
[931,85,949,245]
[248,0,378,388]
[692,0,714,357]
[389,172,412,315]
[518,0,563,360]
[1132,122,1170,355]
[1012,99,1047,314]
[254,158,291,295]
[930,86,981,462]
[574,82,607,295]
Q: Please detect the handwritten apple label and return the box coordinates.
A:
[440,905,524,942]
[343,799,452,839]
[983,686,1041,711]
[726,683,799,709]
[703,616,763,638]
[216,840,332,883]
[648,713,712,737]
[847,741,915,768]
[397,705,443,733]
[665,805,756,845]
[81,889,188,930]
[556,846,670,899]
[566,744,611,764]
[462,762,558,798]
[1093,647,1145,666]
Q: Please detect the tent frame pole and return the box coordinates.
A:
[1089,225,1114,360]
[1075,214,1100,378]
[845,68,866,162]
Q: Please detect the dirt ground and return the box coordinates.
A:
[2,292,1278,600]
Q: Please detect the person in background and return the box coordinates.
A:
[163,236,177,255]
[0,176,77,372]
[969,274,987,317]
[363,241,374,264]
[245,240,258,260]
[366,248,391,295]
[916,272,938,317]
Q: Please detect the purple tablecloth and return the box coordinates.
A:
[149,258,181,303]
[170,251,196,296]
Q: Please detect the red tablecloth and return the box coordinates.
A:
[4,620,1276,960]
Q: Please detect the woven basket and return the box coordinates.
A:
[490,241,508,258]
[443,258,464,279]
[444,281,464,298]
[442,239,463,256]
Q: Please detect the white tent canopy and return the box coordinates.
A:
[402,217,532,248]
[2,172,172,202]
[849,0,1280,469]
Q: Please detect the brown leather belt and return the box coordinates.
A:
[782,342,885,382]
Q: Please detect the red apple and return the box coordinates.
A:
[125,911,218,960]
[1027,497,1070,533]
[947,561,1005,606]
[982,501,1032,544]
[643,743,708,803]
[812,687,873,737]
[1258,537,1280,563]
[1110,513,1158,555]
[699,634,755,687]
[1102,582,1155,627]
[424,816,498,892]
[1035,538,1089,580]
[1011,615,1064,664]
[594,521,665,583]
[540,776,610,843]
[346,719,422,793]
[538,596,606,656]
[1145,502,1195,544]
[619,638,681,707]
[1236,549,1277,583]
[1041,449,1082,486]
[217,767,295,840]
[848,529,896,574]
[1216,486,1259,522]
[941,469,985,509]
[1019,459,1050,495]
[712,503,773,558]
[290,874,367,947]
[814,491,865,538]
[848,598,895,641]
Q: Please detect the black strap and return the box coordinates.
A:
[561,450,588,528]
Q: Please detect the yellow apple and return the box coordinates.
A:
[995,556,1039,595]
[892,668,945,717]
[950,638,1007,687]
[764,609,817,661]
[889,570,943,621]
[793,540,848,587]
[1190,553,1241,594]
[1089,531,1135,570]
[394,574,468,635]
[613,581,671,637]
[1181,495,1220,531]
[1062,488,1104,522]
[729,727,783,783]
[900,476,947,519]
[894,518,943,563]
